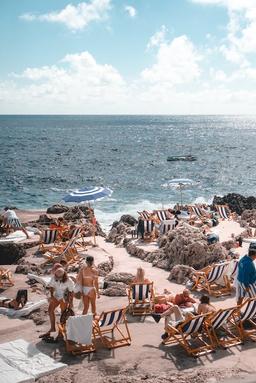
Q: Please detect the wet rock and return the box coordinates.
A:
[0,242,26,265]
[46,204,69,214]
[213,193,256,215]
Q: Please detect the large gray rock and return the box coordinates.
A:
[46,204,69,214]
[213,193,256,215]
[240,209,256,228]
[104,272,134,284]
[168,264,196,284]
[0,242,26,265]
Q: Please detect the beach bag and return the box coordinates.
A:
[60,306,75,325]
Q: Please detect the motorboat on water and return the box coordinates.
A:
[167,155,197,162]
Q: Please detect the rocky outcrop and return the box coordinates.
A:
[97,256,114,276]
[168,264,196,284]
[102,272,135,296]
[15,261,43,275]
[240,209,256,228]
[119,215,137,226]
[37,214,55,225]
[46,204,69,214]
[0,242,26,265]
[107,215,137,245]
[213,193,256,215]
[125,223,227,272]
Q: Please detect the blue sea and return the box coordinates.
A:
[1,115,256,228]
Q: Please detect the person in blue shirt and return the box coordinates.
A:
[236,242,256,305]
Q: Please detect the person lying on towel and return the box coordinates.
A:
[0,289,28,309]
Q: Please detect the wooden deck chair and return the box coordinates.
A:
[189,205,205,219]
[0,267,14,288]
[192,262,231,297]
[162,313,213,357]
[159,219,176,235]
[58,314,96,355]
[215,205,233,220]
[43,236,81,265]
[93,307,131,349]
[127,282,155,315]
[38,229,59,253]
[204,306,241,348]
[154,210,169,221]
[233,297,256,341]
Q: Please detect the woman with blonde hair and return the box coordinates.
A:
[133,267,151,283]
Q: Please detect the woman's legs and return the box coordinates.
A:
[48,297,60,332]
[161,305,184,328]
[82,295,90,314]
[89,289,97,316]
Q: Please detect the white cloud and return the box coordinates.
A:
[146,25,167,50]
[20,0,111,31]
[142,35,202,86]
[124,5,136,18]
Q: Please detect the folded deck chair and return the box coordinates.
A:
[127,282,154,316]
[232,297,256,341]
[0,267,14,288]
[215,205,233,220]
[162,313,213,357]
[159,219,176,235]
[58,314,95,355]
[93,307,131,349]
[192,262,231,297]
[204,306,241,348]
[38,229,59,253]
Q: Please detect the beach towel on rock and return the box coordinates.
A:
[66,314,93,345]
[0,298,47,317]
[0,339,66,382]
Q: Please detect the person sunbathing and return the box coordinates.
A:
[197,295,216,314]
[174,289,197,308]
[0,289,28,310]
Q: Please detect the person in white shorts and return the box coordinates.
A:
[1,207,29,239]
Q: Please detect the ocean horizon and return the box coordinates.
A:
[1,114,256,228]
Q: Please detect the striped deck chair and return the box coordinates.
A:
[189,205,205,218]
[205,306,241,348]
[163,313,213,356]
[216,205,233,220]
[137,211,151,220]
[233,297,256,341]
[93,307,131,349]
[154,210,169,221]
[159,219,176,235]
[127,282,154,315]
[38,229,59,253]
[43,236,81,265]
[144,220,155,234]
[192,262,231,297]
[58,314,96,355]
[0,267,14,288]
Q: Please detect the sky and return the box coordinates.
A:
[1,0,256,114]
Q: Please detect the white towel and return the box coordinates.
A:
[0,299,47,318]
[66,314,93,345]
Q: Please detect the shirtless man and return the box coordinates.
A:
[76,255,100,316]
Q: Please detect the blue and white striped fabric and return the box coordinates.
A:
[231,259,239,279]
[191,206,203,217]
[240,299,256,321]
[159,220,176,235]
[138,211,151,220]
[70,227,81,239]
[144,220,155,233]
[211,308,234,329]
[182,315,205,334]
[155,210,169,221]
[236,281,256,301]
[207,263,229,283]
[98,309,123,327]
[132,284,150,301]
[217,205,229,219]
[61,237,77,256]
[63,186,112,203]
[7,218,22,228]
[42,229,58,244]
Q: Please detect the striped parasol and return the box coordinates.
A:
[62,186,112,204]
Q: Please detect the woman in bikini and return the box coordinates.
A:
[0,289,28,310]
[76,255,100,316]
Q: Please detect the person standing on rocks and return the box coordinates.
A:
[1,207,30,239]
[236,242,256,305]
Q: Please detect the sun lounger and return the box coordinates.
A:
[0,267,14,288]
[204,306,241,348]
[58,314,95,355]
[127,282,155,315]
[215,204,234,220]
[38,229,59,253]
[43,236,82,265]
[159,219,176,235]
[93,307,131,349]
[189,205,205,218]
[154,210,170,221]
[192,262,231,297]
[137,211,151,220]
[162,313,213,356]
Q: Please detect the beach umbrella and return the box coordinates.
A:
[62,186,112,204]
[163,178,200,205]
